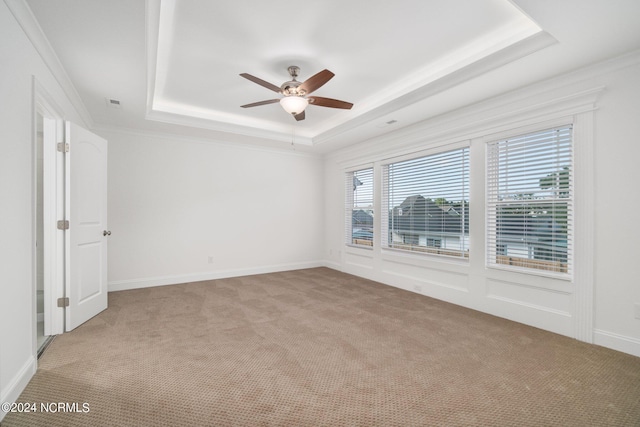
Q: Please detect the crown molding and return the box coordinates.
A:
[313,30,557,146]
[333,48,640,162]
[323,49,640,163]
[92,123,321,158]
[4,0,94,128]
[329,78,604,164]
[144,109,314,146]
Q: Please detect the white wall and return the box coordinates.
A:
[592,63,640,353]
[324,52,640,357]
[0,1,88,419]
[101,129,325,290]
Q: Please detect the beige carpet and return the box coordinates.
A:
[3,268,640,426]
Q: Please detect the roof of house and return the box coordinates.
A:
[352,209,373,228]
[391,195,468,234]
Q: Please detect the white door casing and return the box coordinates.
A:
[42,116,58,336]
[65,122,108,331]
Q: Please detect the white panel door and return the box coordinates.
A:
[65,122,108,331]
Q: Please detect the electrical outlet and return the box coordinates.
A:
[208,256,214,264]
[635,303,640,320]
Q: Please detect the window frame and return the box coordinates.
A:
[485,124,574,279]
[380,142,470,261]
[345,166,374,249]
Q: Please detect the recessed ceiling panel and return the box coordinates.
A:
[149,0,541,143]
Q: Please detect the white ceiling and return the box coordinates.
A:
[24,0,640,153]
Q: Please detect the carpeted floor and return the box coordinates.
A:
[3,268,640,426]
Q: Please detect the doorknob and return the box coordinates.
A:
[103,230,111,236]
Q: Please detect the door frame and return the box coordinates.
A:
[32,78,65,354]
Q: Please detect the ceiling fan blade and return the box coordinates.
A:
[240,99,280,108]
[239,73,282,93]
[294,111,305,121]
[308,96,353,109]
[298,69,334,95]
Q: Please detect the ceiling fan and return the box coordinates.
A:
[240,66,353,121]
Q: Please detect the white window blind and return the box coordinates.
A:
[486,125,573,276]
[382,147,469,258]
[345,168,373,247]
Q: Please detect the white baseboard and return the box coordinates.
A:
[0,356,36,422]
[594,329,640,358]
[108,261,327,292]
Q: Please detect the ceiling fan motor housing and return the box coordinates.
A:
[282,65,303,96]
[281,80,303,96]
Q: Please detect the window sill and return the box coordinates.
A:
[345,243,374,251]
[381,247,470,271]
[487,263,572,282]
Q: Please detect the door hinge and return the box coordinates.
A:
[57,297,69,308]
[57,142,69,153]
[57,220,69,230]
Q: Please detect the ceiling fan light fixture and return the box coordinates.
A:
[280,96,308,115]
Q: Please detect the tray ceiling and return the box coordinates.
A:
[22,0,640,152]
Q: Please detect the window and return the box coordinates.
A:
[486,125,573,275]
[345,167,373,247]
[382,146,469,258]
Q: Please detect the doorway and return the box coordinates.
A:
[35,112,50,355]
[34,108,60,357]
[33,79,66,357]
[33,79,109,359]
